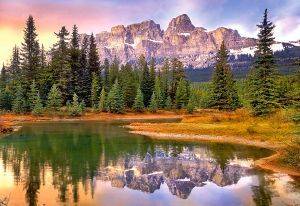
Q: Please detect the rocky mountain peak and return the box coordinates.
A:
[165,14,195,35]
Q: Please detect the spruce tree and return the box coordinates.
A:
[170,58,185,100]
[175,78,189,109]
[0,64,8,89]
[165,95,172,110]
[133,87,144,112]
[47,84,62,111]
[149,92,158,113]
[20,15,40,93]
[186,97,195,114]
[103,58,110,92]
[98,87,106,112]
[149,58,156,94]
[209,41,241,110]
[154,77,164,108]
[109,57,119,88]
[247,9,278,116]
[68,93,82,116]
[78,36,91,105]
[88,33,101,78]
[10,46,21,83]
[119,63,137,108]
[0,86,13,111]
[91,73,100,108]
[69,25,81,98]
[12,84,27,113]
[161,59,170,103]
[32,92,43,115]
[28,80,39,110]
[140,55,152,106]
[106,80,124,113]
[51,26,71,104]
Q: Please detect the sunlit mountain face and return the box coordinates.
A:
[0,122,299,206]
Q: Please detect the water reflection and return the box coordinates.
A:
[0,121,298,206]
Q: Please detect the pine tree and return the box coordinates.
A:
[32,92,43,115]
[186,97,195,114]
[20,15,40,93]
[140,55,152,106]
[165,95,172,110]
[51,26,71,104]
[0,64,8,89]
[170,58,185,100]
[106,80,124,113]
[149,92,158,113]
[149,58,156,94]
[154,77,164,108]
[209,41,241,110]
[68,93,82,116]
[12,84,27,113]
[47,84,62,111]
[109,57,119,88]
[103,58,110,92]
[175,78,189,109]
[10,46,21,83]
[98,87,106,112]
[119,63,137,108]
[0,86,13,111]
[161,59,170,103]
[69,25,81,98]
[133,87,144,112]
[78,36,91,105]
[91,73,100,108]
[88,33,101,79]
[247,9,278,116]
[28,80,39,110]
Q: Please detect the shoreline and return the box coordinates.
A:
[1,111,299,177]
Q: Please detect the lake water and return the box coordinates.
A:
[0,121,299,206]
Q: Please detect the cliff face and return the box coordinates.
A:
[84,14,257,67]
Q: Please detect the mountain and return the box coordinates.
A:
[81,14,300,70]
[81,14,257,67]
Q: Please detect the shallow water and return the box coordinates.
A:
[0,121,299,206]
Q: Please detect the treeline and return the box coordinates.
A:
[0,16,193,115]
[0,9,299,117]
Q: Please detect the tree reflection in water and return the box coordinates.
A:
[0,122,293,206]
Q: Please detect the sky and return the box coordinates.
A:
[0,0,300,65]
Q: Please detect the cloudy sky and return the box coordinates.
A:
[0,0,300,64]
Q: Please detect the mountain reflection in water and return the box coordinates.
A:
[0,121,298,206]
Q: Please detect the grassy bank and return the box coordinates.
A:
[128,108,300,175]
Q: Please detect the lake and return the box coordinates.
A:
[0,121,299,206]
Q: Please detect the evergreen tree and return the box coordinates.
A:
[139,55,152,106]
[32,92,43,115]
[0,64,8,89]
[91,73,100,108]
[98,87,106,112]
[0,86,13,111]
[68,93,82,116]
[12,84,27,113]
[10,46,21,83]
[47,84,62,111]
[133,87,144,112]
[88,33,101,78]
[165,95,172,110]
[38,44,50,102]
[247,9,278,116]
[161,59,170,103]
[69,25,81,98]
[103,58,110,92]
[209,41,241,110]
[106,80,124,113]
[78,36,91,105]
[119,63,137,108]
[149,92,158,113]
[149,58,156,94]
[154,77,164,108]
[20,15,40,93]
[175,78,189,109]
[28,80,39,110]
[51,26,71,104]
[109,57,119,88]
[170,58,185,100]
[186,97,195,114]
